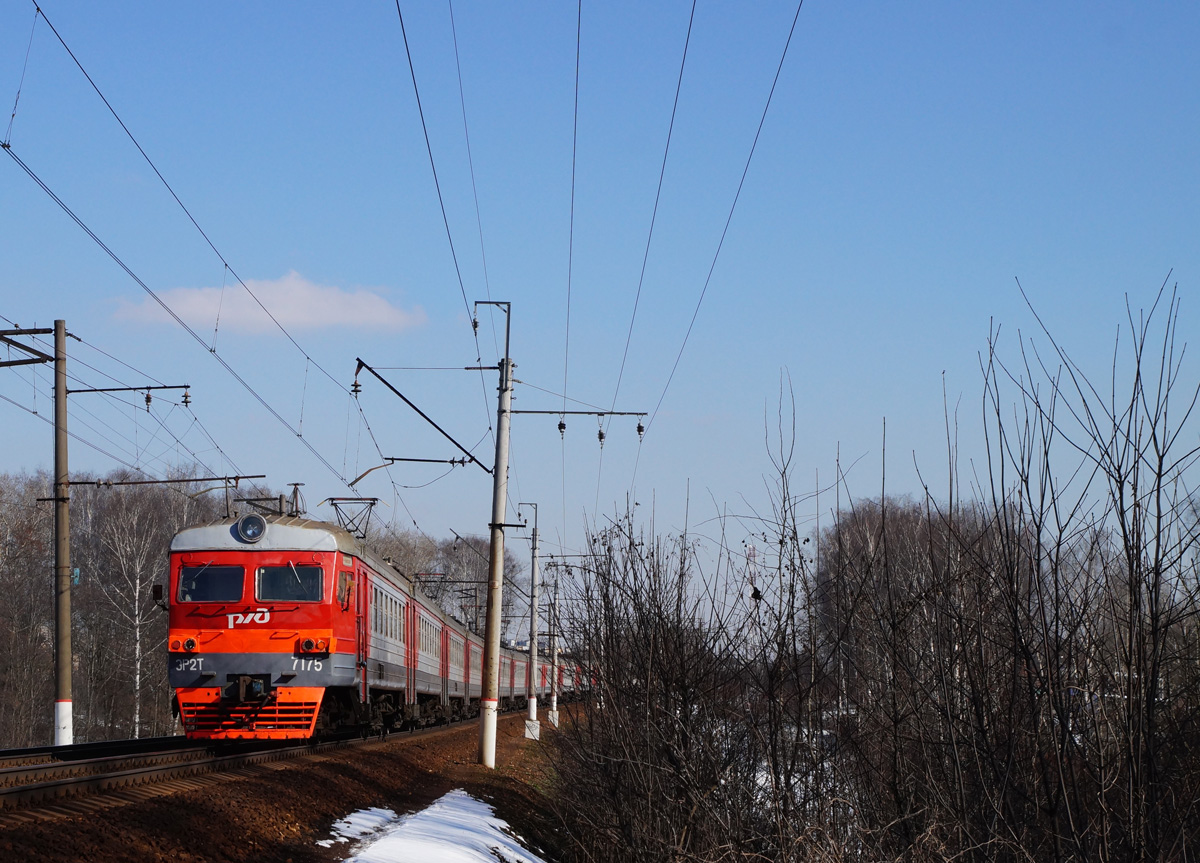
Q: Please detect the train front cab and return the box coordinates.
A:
[168,528,360,739]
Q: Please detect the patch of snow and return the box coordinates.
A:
[326,789,548,863]
[316,807,398,848]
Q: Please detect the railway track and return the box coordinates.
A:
[0,734,368,813]
[0,719,482,818]
[0,735,193,770]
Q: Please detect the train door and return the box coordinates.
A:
[356,567,368,703]
[440,628,449,706]
[406,601,416,705]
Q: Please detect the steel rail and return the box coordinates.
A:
[0,744,226,791]
[0,714,501,813]
[0,735,191,771]
[0,737,349,810]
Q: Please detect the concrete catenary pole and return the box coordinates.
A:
[521,503,539,722]
[549,577,559,718]
[54,319,73,746]
[479,302,512,768]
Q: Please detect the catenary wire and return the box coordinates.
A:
[563,0,582,419]
[72,333,168,387]
[22,361,166,468]
[30,3,346,394]
[20,330,164,400]
[3,5,38,145]
[61,349,234,476]
[0,387,236,506]
[0,389,155,477]
[351,390,455,550]
[562,0,582,545]
[3,145,354,488]
[147,406,220,475]
[513,377,608,412]
[606,0,696,421]
[185,404,245,475]
[448,0,498,363]
[392,1,495,444]
[642,0,804,439]
[25,361,214,477]
[594,0,695,513]
[1,314,240,475]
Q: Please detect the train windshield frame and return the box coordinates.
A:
[178,564,245,603]
[256,564,324,602]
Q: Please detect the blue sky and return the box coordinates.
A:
[1,1,1198,560]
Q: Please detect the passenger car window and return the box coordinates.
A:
[178,565,244,602]
[257,564,323,602]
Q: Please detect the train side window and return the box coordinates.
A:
[336,571,353,608]
[178,564,243,602]
[257,564,323,602]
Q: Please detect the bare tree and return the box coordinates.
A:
[548,288,1200,863]
[0,473,54,747]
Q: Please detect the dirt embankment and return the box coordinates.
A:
[0,715,566,863]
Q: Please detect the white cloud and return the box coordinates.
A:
[115,271,426,333]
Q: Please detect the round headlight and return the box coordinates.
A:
[236,513,267,543]
[184,638,197,651]
[302,638,315,652]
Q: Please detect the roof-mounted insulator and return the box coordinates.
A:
[182,389,191,407]
[636,421,645,441]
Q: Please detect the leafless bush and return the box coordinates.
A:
[550,289,1200,863]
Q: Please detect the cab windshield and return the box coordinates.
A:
[178,564,244,602]
[257,564,324,602]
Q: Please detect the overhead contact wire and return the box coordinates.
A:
[4,6,38,145]
[446,0,500,455]
[607,0,696,419]
[393,1,494,445]
[644,0,804,437]
[6,316,239,475]
[0,390,155,477]
[563,0,582,540]
[26,337,225,477]
[3,145,353,488]
[448,0,497,358]
[596,0,694,513]
[31,4,344,392]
